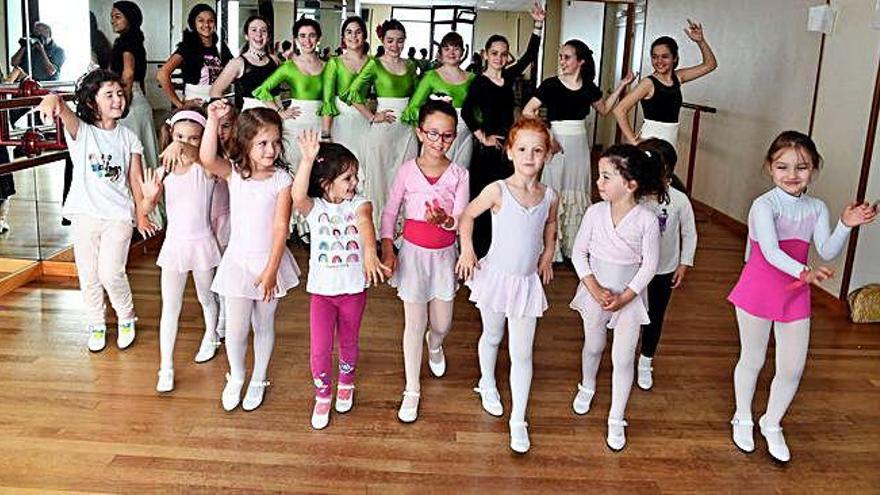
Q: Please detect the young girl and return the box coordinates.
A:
[211,106,237,338]
[569,145,666,452]
[37,69,152,352]
[199,101,301,412]
[140,108,221,393]
[381,99,469,423]
[291,130,388,429]
[210,15,281,110]
[456,117,558,454]
[728,131,877,463]
[635,138,697,390]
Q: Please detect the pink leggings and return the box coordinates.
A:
[310,292,368,398]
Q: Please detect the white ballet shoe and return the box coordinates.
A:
[473,386,503,417]
[425,331,446,378]
[509,421,530,454]
[156,368,174,393]
[242,380,271,411]
[572,383,594,415]
[606,418,628,452]
[335,384,355,413]
[221,373,245,411]
[730,417,755,453]
[311,397,332,429]
[397,390,420,423]
[87,324,107,352]
[759,416,791,463]
[637,355,654,390]
[116,319,136,349]
[194,337,221,363]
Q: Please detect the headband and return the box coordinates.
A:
[166,110,207,128]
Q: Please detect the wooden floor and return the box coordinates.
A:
[0,213,878,493]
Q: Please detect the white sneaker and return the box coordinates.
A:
[473,386,503,417]
[606,418,628,452]
[509,421,530,454]
[759,416,791,463]
[194,337,221,363]
[242,380,271,411]
[730,417,755,453]
[87,324,107,352]
[116,319,136,349]
[637,355,654,390]
[397,390,420,423]
[425,331,446,378]
[572,383,594,415]
[335,384,355,413]
[156,368,174,393]
[221,373,245,411]
[311,397,331,429]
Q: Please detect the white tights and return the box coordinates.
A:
[159,268,218,370]
[580,319,641,421]
[402,299,453,392]
[733,307,810,427]
[477,310,537,424]
[225,297,279,383]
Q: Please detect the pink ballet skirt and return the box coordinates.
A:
[466,180,554,319]
[390,239,458,303]
[210,169,301,300]
[156,163,222,273]
[728,239,810,322]
[569,258,650,329]
[211,178,231,248]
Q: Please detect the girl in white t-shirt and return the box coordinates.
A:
[38,69,155,353]
[291,130,388,429]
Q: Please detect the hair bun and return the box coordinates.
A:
[376,25,384,38]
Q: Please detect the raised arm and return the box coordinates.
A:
[37,93,79,139]
[593,72,637,116]
[675,20,717,83]
[210,56,243,98]
[291,130,320,215]
[200,101,234,179]
[505,3,545,78]
[612,78,653,144]
[156,53,185,108]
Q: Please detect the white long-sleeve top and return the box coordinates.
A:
[642,187,697,274]
[745,187,851,278]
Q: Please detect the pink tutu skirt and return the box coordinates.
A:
[390,240,457,303]
[157,233,221,273]
[211,211,231,250]
[466,259,548,319]
[211,248,301,299]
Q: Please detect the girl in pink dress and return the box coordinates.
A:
[727,131,877,463]
[380,99,469,423]
[211,107,237,338]
[457,117,559,454]
[200,101,301,413]
[569,145,666,452]
[141,108,223,393]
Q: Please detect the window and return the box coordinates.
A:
[391,6,475,67]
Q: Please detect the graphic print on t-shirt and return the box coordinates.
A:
[658,207,669,234]
[316,207,360,267]
[199,54,224,85]
[88,152,123,182]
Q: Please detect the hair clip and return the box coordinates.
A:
[644,150,653,158]
[429,94,453,103]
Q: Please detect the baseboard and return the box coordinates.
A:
[692,199,748,238]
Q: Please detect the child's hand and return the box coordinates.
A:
[136,214,159,239]
[538,253,554,284]
[800,265,834,286]
[424,200,454,228]
[583,276,614,306]
[207,99,231,121]
[254,266,278,302]
[363,250,392,286]
[602,290,636,312]
[456,248,479,280]
[279,105,302,120]
[159,142,192,172]
[841,201,878,227]
[298,129,321,165]
[381,248,397,276]
[37,94,63,122]
[140,167,165,206]
[671,265,689,289]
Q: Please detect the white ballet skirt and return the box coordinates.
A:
[281,99,323,169]
[544,120,591,260]
[569,257,650,329]
[157,163,221,272]
[331,97,370,173]
[639,118,681,152]
[466,181,555,319]
[447,108,473,170]
[390,239,458,303]
[242,97,270,110]
[211,169,300,299]
[184,83,212,103]
[363,97,419,227]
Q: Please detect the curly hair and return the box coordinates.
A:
[601,144,669,203]
[307,143,359,198]
[74,69,126,125]
[226,107,286,179]
[506,117,552,152]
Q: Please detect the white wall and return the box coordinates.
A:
[849,118,880,292]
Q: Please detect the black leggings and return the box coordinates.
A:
[640,271,675,358]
